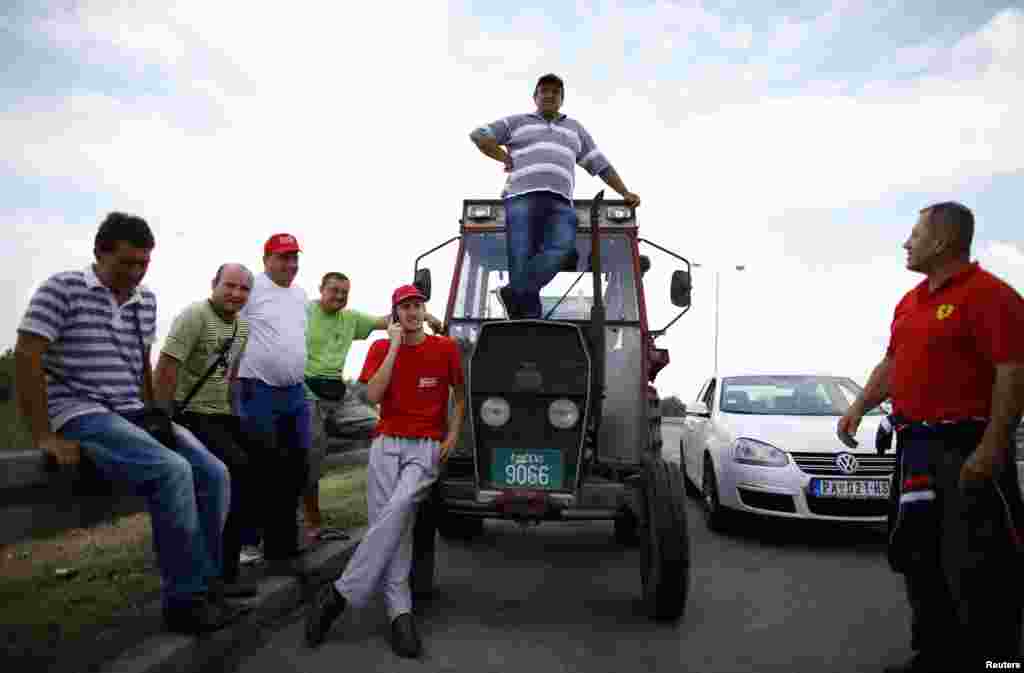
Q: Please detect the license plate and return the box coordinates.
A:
[491,448,563,490]
[811,478,890,499]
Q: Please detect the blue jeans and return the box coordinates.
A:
[504,191,578,318]
[236,378,312,559]
[60,412,229,609]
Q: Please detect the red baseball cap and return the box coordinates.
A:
[392,284,427,307]
[264,233,301,255]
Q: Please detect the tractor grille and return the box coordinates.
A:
[791,452,895,477]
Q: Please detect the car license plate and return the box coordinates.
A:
[491,448,563,490]
[810,478,890,499]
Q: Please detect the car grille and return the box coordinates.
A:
[805,495,889,518]
[791,452,895,476]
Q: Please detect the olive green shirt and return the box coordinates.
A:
[304,302,377,400]
[162,300,250,415]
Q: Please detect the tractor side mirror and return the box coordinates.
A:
[686,401,710,418]
[639,255,651,276]
[670,270,691,308]
[414,268,432,301]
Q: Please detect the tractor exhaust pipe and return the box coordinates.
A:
[589,191,606,452]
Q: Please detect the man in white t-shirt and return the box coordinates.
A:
[235,233,313,573]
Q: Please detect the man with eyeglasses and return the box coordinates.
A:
[154,263,260,600]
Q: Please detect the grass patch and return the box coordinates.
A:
[318,464,369,530]
[0,396,33,453]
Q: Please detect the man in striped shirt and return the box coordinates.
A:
[470,73,641,319]
[14,213,238,635]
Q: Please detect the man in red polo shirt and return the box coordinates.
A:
[839,202,1024,673]
[304,284,466,659]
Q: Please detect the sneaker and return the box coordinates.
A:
[390,613,422,659]
[239,545,263,566]
[305,583,347,647]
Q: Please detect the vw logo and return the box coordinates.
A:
[836,453,859,474]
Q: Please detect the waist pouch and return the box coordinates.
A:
[305,376,347,401]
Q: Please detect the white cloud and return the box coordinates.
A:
[3,1,1023,408]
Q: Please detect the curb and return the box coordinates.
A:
[99,528,368,673]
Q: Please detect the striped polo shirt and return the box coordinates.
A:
[478,112,612,202]
[18,266,157,431]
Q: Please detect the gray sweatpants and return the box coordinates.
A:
[334,434,439,621]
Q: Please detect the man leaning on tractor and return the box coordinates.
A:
[469,72,641,319]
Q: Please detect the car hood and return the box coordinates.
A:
[718,412,884,454]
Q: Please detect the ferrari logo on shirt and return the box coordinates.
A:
[936,304,956,320]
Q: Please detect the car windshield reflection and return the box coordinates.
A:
[719,375,886,416]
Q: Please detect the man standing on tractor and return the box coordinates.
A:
[469,72,641,319]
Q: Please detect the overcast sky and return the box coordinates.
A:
[3,1,1022,403]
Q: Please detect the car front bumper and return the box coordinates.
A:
[716,459,892,523]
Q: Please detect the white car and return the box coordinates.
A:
[680,374,893,531]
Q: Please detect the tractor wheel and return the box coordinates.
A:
[437,512,484,541]
[410,492,438,604]
[640,457,691,622]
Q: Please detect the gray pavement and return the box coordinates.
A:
[226,484,913,673]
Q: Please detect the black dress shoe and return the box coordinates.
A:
[305,584,346,648]
[883,653,957,673]
[209,577,260,599]
[163,596,237,635]
[390,613,422,659]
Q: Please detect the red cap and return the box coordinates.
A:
[264,233,301,255]
[392,284,427,307]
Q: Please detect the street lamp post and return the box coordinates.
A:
[694,263,745,378]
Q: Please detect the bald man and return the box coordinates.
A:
[154,263,259,600]
[839,202,1024,672]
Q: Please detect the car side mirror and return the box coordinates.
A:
[670,270,691,308]
[414,268,431,301]
[687,400,709,417]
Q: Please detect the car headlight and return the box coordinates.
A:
[734,438,789,467]
[548,398,579,429]
[480,397,511,427]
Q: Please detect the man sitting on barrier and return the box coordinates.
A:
[14,213,240,634]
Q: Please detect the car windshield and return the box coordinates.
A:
[719,375,887,416]
[451,231,640,321]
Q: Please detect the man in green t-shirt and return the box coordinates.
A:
[302,272,442,544]
[154,263,259,599]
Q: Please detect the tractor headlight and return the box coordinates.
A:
[548,398,580,429]
[480,397,511,427]
[733,438,789,467]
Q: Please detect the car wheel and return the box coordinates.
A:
[702,456,733,533]
[681,439,700,498]
[640,457,690,622]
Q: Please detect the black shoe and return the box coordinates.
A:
[497,286,519,319]
[305,584,346,648]
[163,596,236,635]
[209,577,260,599]
[390,613,422,659]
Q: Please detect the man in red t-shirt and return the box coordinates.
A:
[839,202,1024,673]
[305,284,466,658]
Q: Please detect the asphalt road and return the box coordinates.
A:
[226,424,914,673]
